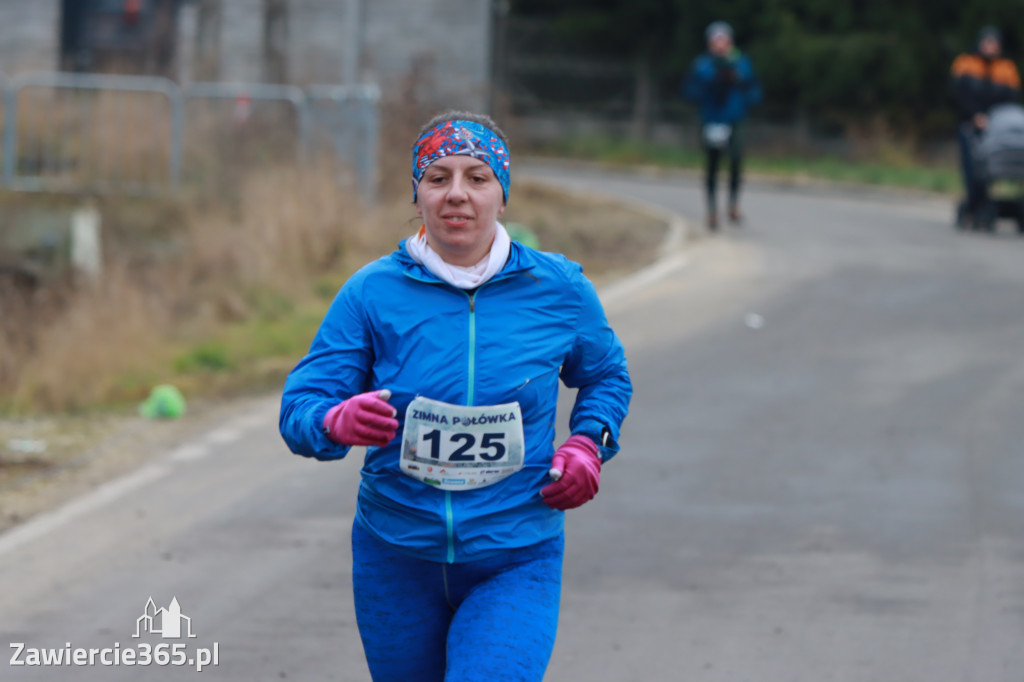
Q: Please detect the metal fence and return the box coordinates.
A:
[0,71,380,201]
[2,71,183,195]
[308,84,382,205]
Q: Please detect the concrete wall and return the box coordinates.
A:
[360,0,493,111]
[0,0,494,112]
[178,0,356,84]
[0,2,60,73]
[177,0,494,111]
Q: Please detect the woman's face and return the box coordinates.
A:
[416,155,506,266]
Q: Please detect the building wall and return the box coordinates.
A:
[360,0,494,111]
[177,0,494,111]
[0,0,494,112]
[0,2,60,74]
[178,0,355,84]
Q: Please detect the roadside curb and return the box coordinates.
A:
[519,168,695,306]
[521,177,692,257]
[0,397,279,558]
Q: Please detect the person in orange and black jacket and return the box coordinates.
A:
[951,26,1021,227]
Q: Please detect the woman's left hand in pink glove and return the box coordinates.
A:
[541,434,602,510]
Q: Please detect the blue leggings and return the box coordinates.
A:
[351,521,564,682]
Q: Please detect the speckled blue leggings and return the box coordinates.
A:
[351,522,564,682]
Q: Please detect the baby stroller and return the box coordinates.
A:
[960,103,1024,233]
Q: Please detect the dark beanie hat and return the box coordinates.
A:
[706,21,733,42]
[978,25,1001,47]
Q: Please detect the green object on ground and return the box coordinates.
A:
[139,384,187,419]
[505,222,541,249]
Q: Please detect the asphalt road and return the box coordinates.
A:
[3,166,1024,681]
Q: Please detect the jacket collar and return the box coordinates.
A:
[394,238,536,286]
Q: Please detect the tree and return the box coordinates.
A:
[507,0,1024,143]
[510,0,684,138]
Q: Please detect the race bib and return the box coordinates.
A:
[702,123,732,148]
[400,396,525,491]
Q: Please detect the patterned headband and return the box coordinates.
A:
[411,120,511,202]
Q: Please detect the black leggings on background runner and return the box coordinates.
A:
[704,130,743,208]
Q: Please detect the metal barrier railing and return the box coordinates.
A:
[2,72,183,195]
[185,81,311,158]
[0,72,380,201]
[308,83,381,204]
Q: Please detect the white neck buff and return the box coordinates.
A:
[405,222,511,289]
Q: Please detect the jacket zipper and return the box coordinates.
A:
[445,289,477,563]
[400,259,532,563]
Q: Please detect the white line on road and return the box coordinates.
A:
[522,169,694,306]
[0,463,170,558]
[0,399,279,558]
[600,251,690,307]
[169,443,211,462]
[206,425,244,445]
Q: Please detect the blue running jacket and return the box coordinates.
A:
[280,240,632,563]
[683,50,762,125]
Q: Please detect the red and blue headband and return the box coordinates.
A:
[411,120,511,202]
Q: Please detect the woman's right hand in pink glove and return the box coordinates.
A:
[322,389,398,447]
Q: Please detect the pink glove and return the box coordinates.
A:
[322,389,398,447]
[541,434,602,510]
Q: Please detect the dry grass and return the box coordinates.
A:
[2,162,375,413]
[503,182,665,284]
[9,265,171,411]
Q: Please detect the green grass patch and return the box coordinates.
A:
[531,135,960,195]
[162,294,328,397]
[174,342,236,374]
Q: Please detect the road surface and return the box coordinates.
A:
[3,166,1024,681]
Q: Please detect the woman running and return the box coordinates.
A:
[279,110,632,682]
